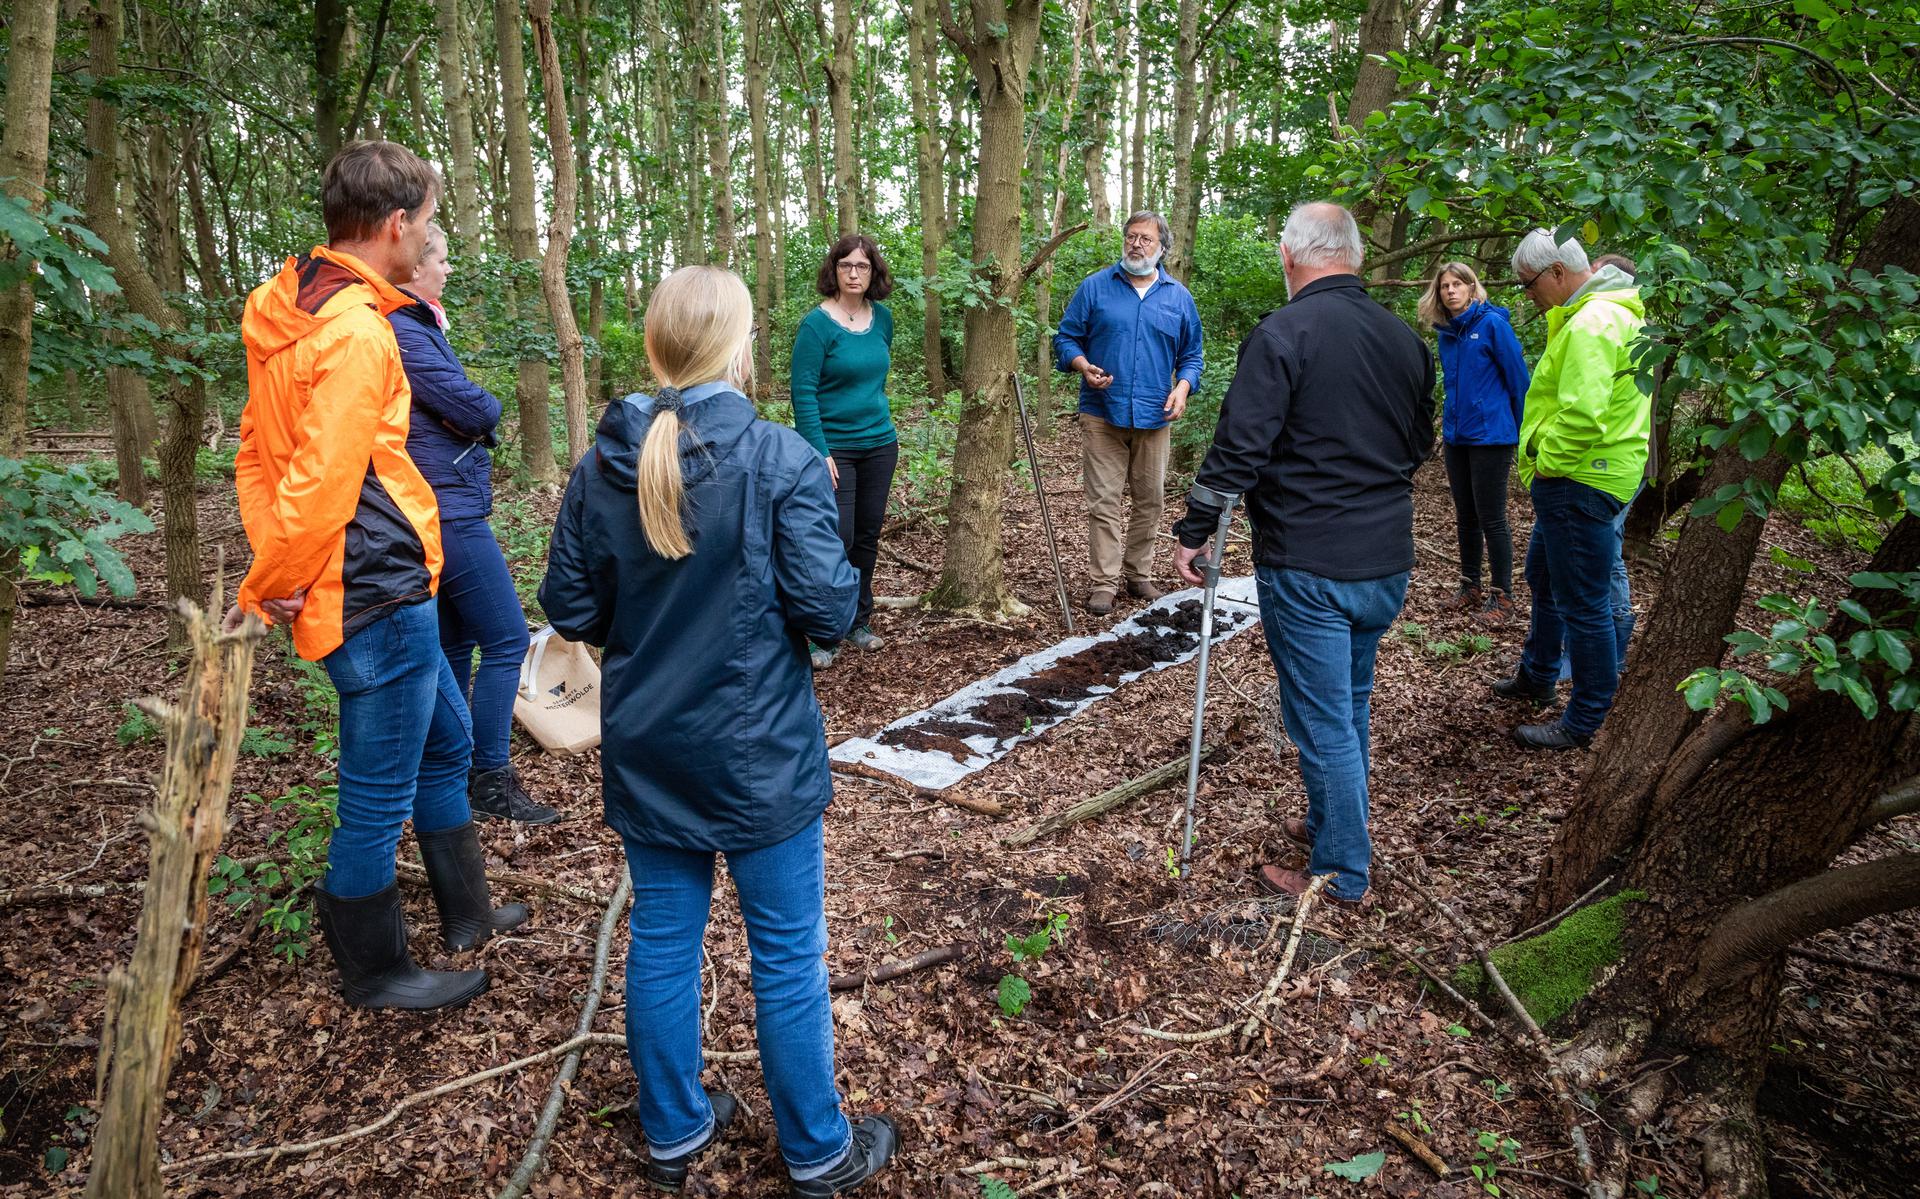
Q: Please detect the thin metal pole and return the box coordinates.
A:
[1180,496,1238,879]
[1011,372,1076,635]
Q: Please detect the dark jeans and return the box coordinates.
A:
[1256,565,1410,899]
[1442,442,1515,593]
[321,600,474,898]
[1518,477,1627,738]
[1557,483,1641,680]
[438,517,531,772]
[829,439,898,628]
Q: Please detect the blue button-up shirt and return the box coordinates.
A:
[1053,263,1204,430]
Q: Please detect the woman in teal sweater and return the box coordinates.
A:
[790,234,898,669]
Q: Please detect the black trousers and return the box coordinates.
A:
[829,439,899,628]
[1442,441,1516,593]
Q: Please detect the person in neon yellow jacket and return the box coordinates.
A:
[1491,230,1650,751]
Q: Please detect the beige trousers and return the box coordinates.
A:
[1080,413,1170,590]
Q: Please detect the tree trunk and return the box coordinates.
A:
[930,0,1045,617]
[496,0,558,483]
[1343,0,1405,129]
[435,0,484,247]
[1127,3,1148,218]
[1080,16,1114,231]
[83,592,261,1199]
[827,0,858,235]
[314,0,350,162]
[745,0,777,390]
[706,0,736,268]
[528,0,591,467]
[905,0,947,402]
[84,0,206,641]
[1163,0,1201,282]
[1521,445,1791,925]
[570,0,604,402]
[0,0,58,459]
[1033,0,1091,428]
[106,337,155,507]
[183,146,235,319]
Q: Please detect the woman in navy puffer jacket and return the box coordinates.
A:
[1420,261,1532,623]
[389,223,557,824]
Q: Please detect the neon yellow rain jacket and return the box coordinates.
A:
[1515,264,1650,504]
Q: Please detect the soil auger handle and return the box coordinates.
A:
[1179,484,1241,880]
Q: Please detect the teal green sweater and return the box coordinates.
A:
[788,303,896,457]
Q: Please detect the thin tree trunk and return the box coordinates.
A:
[435,0,484,247]
[0,0,59,460]
[745,0,776,390]
[1344,0,1406,128]
[1164,0,1201,281]
[570,0,604,401]
[1128,3,1149,219]
[496,0,558,483]
[1081,11,1114,231]
[183,147,234,319]
[906,0,948,402]
[528,0,591,466]
[827,0,858,235]
[707,0,736,267]
[1033,0,1091,429]
[314,0,350,162]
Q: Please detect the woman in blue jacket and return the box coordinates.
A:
[390,224,557,824]
[1420,261,1531,623]
[539,266,897,1197]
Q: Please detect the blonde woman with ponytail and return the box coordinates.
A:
[539,266,895,1196]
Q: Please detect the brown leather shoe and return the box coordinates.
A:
[1442,583,1484,613]
[1086,588,1116,615]
[1126,578,1165,601]
[1256,864,1367,906]
[1475,589,1516,626]
[1281,817,1312,847]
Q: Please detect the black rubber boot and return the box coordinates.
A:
[416,821,531,952]
[790,1115,899,1198]
[644,1092,738,1192]
[1491,670,1555,706]
[314,883,489,1010]
[470,765,561,825]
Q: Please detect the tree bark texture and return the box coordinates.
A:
[314,0,351,162]
[496,0,559,483]
[0,0,59,459]
[83,596,262,1198]
[906,0,948,402]
[828,0,859,235]
[745,0,777,389]
[1343,0,1406,129]
[1164,0,1202,282]
[1127,4,1149,219]
[528,0,592,467]
[1522,444,1792,925]
[435,0,485,246]
[931,0,1045,616]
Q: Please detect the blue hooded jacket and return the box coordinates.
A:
[1436,300,1531,446]
[538,383,858,852]
[388,297,501,521]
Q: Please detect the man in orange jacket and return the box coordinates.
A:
[230,141,526,1011]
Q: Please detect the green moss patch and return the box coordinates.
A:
[1453,891,1647,1027]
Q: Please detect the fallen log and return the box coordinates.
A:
[829,943,965,991]
[1004,728,1240,846]
[829,759,1005,817]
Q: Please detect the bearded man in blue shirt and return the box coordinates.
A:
[1054,211,1204,615]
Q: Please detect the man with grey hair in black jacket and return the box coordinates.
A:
[1174,201,1436,906]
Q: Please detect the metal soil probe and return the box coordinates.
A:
[1179,484,1241,879]
[1011,372,1076,635]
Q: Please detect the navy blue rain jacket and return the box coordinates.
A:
[538,383,858,852]
[388,298,501,520]
[1435,300,1531,447]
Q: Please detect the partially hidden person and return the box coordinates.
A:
[230,141,527,1011]
[388,221,559,824]
[1174,202,1435,907]
[1420,261,1530,624]
[1491,232,1650,750]
[788,234,898,670]
[1055,210,1204,615]
[539,266,897,1196]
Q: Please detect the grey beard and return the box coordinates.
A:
[1122,252,1161,277]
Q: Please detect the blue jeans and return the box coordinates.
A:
[321,600,474,898]
[1519,478,1627,738]
[619,818,851,1179]
[1256,566,1410,900]
[1556,485,1639,680]
[437,517,531,771]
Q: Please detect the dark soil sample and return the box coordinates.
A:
[912,717,996,740]
[1133,597,1248,638]
[874,726,980,763]
[970,689,1067,736]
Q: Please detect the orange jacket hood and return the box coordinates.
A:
[243,245,416,363]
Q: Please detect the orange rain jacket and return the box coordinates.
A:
[236,246,443,661]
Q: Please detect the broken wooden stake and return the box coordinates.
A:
[1004,725,1240,846]
[85,579,263,1199]
[829,942,966,991]
[829,758,1006,816]
[1383,1119,1452,1177]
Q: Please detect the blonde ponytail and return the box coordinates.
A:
[634,266,754,560]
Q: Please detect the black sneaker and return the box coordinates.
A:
[1512,721,1592,751]
[790,1114,899,1198]
[644,1092,738,1192]
[470,765,562,825]
[1491,671,1554,706]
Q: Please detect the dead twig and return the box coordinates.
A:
[829,942,965,991]
[1789,946,1920,985]
[1496,875,1616,950]
[393,858,612,907]
[1049,1050,1180,1136]
[1240,875,1328,1048]
[829,759,1005,817]
[1004,726,1242,846]
[1384,1119,1452,1177]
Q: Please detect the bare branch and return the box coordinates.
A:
[1692,853,1920,992]
[1365,228,1518,274]
[341,0,397,145]
[1015,222,1089,289]
[1194,0,1246,56]
[938,0,972,54]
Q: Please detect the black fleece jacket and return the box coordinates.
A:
[1175,275,1436,580]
